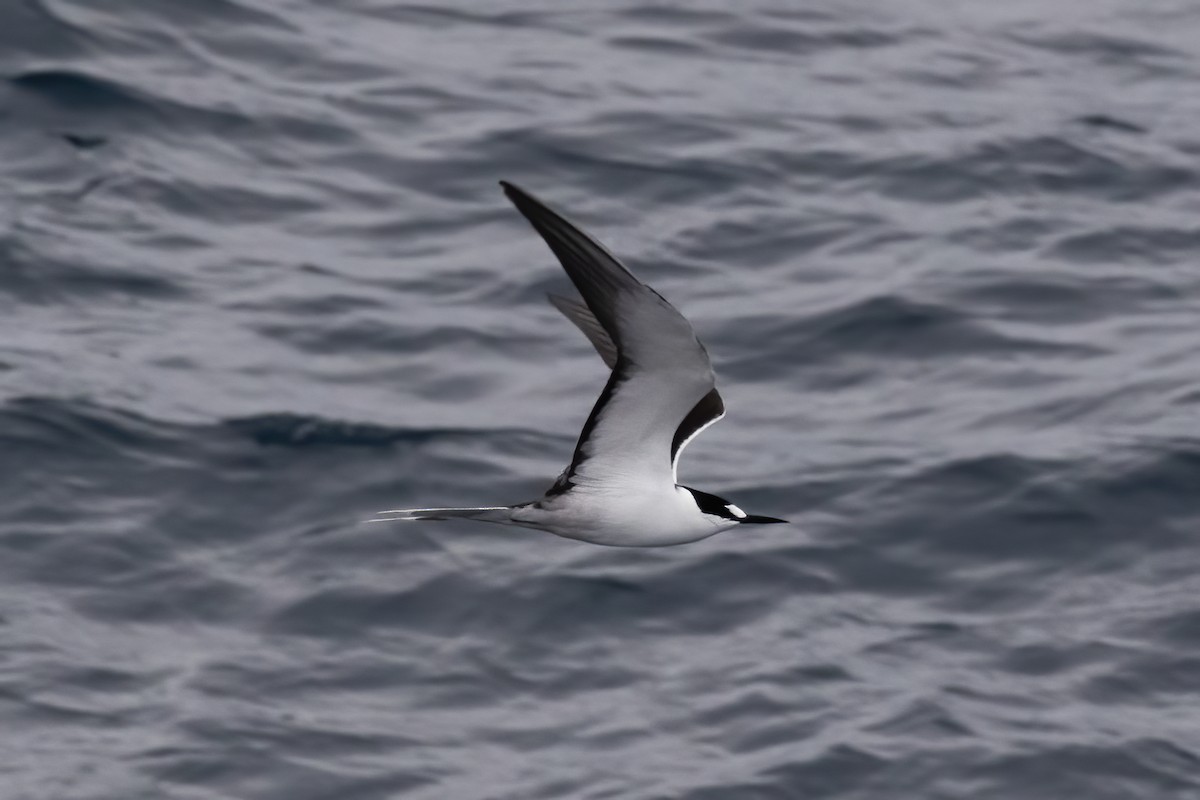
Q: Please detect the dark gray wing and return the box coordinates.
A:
[548,293,618,369]
[502,181,724,490]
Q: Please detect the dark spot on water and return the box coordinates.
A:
[11,68,146,111]
[1077,114,1146,134]
[61,132,108,149]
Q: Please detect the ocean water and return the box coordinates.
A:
[2,1,1200,797]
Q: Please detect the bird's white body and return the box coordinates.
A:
[370,183,786,546]
[510,485,736,547]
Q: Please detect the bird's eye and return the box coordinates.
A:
[725,503,746,519]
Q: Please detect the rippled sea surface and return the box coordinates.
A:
[3,1,1200,797]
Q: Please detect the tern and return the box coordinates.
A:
[370,182,787,546]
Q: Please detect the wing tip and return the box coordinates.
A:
[499,180,527,202]
[499,180,546,219]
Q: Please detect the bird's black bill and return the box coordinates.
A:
[740,515,788,525]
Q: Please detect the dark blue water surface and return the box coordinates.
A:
[3,1,1200,798]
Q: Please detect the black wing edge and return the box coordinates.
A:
[544,356,632,496]
[670,387,725,467]
[500,181,642,340]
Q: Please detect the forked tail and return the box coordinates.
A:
[365,506,515,525]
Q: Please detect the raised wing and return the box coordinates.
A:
[501,181,724,492]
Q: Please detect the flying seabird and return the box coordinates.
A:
[370,182,786,546]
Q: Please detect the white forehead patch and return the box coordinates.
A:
[725,503,746,519]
